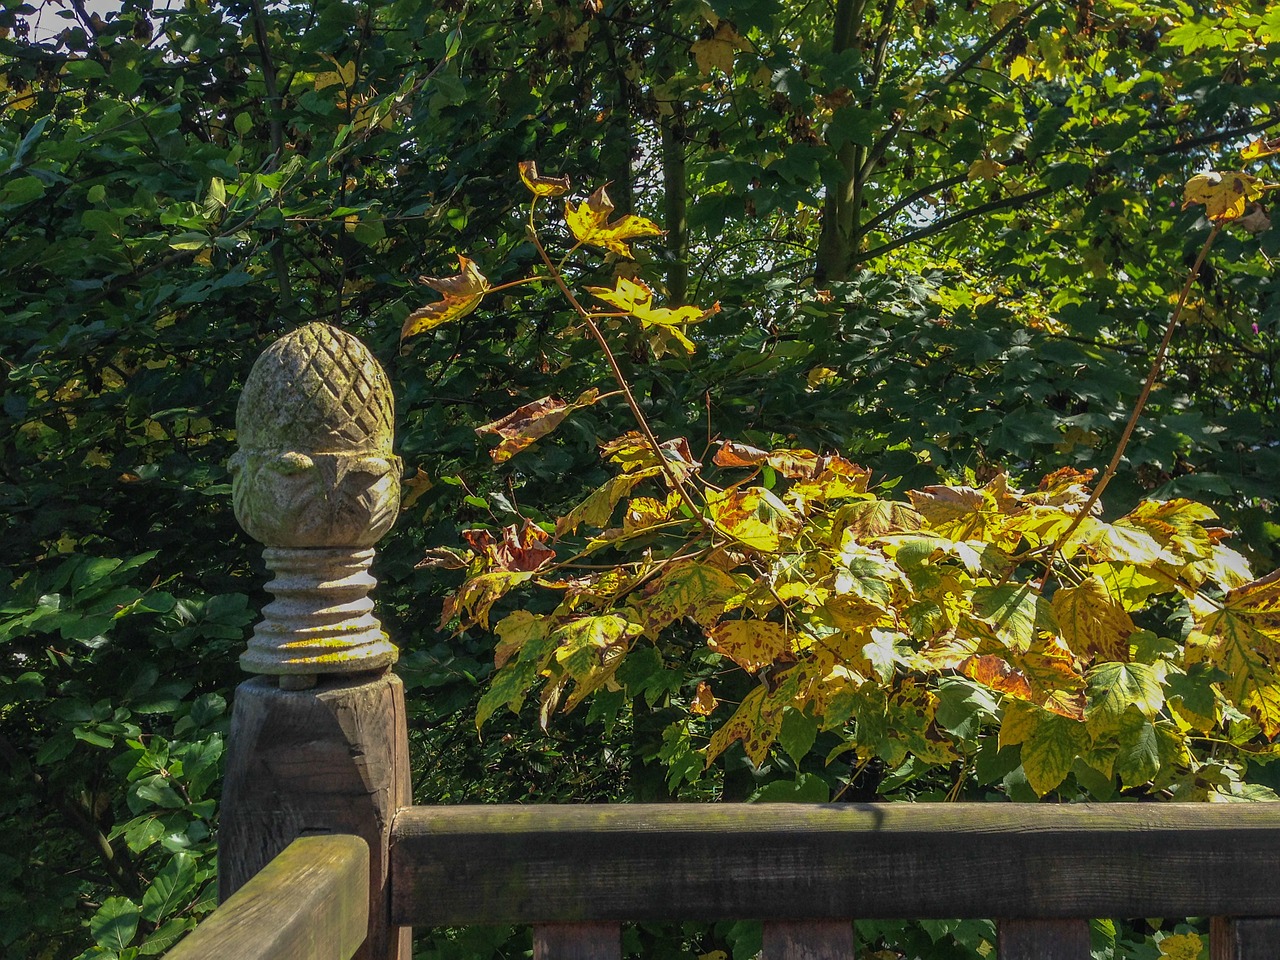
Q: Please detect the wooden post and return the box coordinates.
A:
[222,324,411,960]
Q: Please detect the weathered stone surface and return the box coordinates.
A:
[230,323,400,677]
[230,323,400,548]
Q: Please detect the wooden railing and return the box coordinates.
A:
[164,324,1280,960]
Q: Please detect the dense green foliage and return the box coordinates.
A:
[1,0,1279,957]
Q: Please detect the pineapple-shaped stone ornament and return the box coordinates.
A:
[229,323,401,686]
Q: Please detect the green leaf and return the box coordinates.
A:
[141,852,197,923]
[1086,661,1164,729]
[777,708,819,764]
[0,175,45,206]
[91,897,140,952]
[973,582,1045,653]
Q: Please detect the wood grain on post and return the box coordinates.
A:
[997,920,1090,960]
[168,835,369,960]
[220,673,411,960]
[223,324,411,960]
[762,920,855,960]
[1211,917,1280,960]
[533,923,622,960]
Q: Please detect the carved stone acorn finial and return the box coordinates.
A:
[229,323,401,683]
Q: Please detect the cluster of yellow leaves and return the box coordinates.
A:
[446,434,1275,797]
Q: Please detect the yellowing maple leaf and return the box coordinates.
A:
[967,158,1007,182]
[691,681,718,716]
[1052,576,1135,662]
[708,619,794,673]
[517,160,571,197]
[1182,170,1269,224]
[585,276,716,355]
[1157,933,1203,960]
[705,683,780,765]
[1189,568,1280,736]
[1241,137,1280,162]
[565,186,663,257]
[401,255,490,340]
[691,21,746,75]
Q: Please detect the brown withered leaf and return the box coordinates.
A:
[960,654,1033,701]
[476,388,600,463]
[517,160,572,197]
[461,522,555,573]
[402,255,490,340]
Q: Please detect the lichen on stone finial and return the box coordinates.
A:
[229,323,401,680]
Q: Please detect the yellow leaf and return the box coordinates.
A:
[690,681,718,716]
[400,466,434,511]
[640,561,741,634]
[960,654,1034,701]
[706,683,779,766]
[707,619,794,673]
[1009,55,1034,82]
[1182,170,1268,224]
[314,59,357,91]
[493,610,549,669]
[565,186,663,258]
[1052,576,1135,662]
[585,276,716,355]
[556,467,662,535]
[1158,933,1203,960]
[989,0,1020,28]
[442,570,533,631]
[967,158,1007,182]
[476,388,600,463]
[1189,568,1280,736]
[707,486,796,552]
[402,255,490,340]
[517,160,571,197]
[552,614,643,712]
[690,21,745,75]
[1241,137,1280,162]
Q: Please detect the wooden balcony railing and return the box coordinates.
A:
[160,323,1280,960]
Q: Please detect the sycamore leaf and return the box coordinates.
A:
[691,681,718,716]
[556,467,662,535]
[565,186,663,257]
[441,570,533,631]
[707,486,795,552]
[641,561,741,634]
[517,160,571,197]
[959,654,1033,701]
[691,21,746,75]
[402,255,490,340]
[553,614,643,712]
[493,610,550,669]
[1001,701,1088,796]
[586,276,716,356]
[1189,568,1280,737]
[1241,137,1280,162]
[1182,170,1268,224]
[1086,661,1164,729]
[314,59,357,91]
[972,582,1046,653]
[1158,934,1204,960]
[1112,707,1162,788]
[476,628,557,728]
[708,619,794,673]
[1052,576,1135,662]
[835,499,924,539]
[475,388,600,463]
[706,683,780,766]
[832,542,898,608]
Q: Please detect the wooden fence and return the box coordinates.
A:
[165,324,1280,960]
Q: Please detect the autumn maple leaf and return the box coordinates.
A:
[565,186,663,258]
[517,160,571,197]
[401,255,490,341]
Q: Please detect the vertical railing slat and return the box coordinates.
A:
[997,919,1090,960]
[762,920,856,960]
[1211,917,1280,960]
[533,922,622,960]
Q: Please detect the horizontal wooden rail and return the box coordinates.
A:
[390,802,1280,925]
[166,835,369,960]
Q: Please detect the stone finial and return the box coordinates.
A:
[229,323,401,683]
